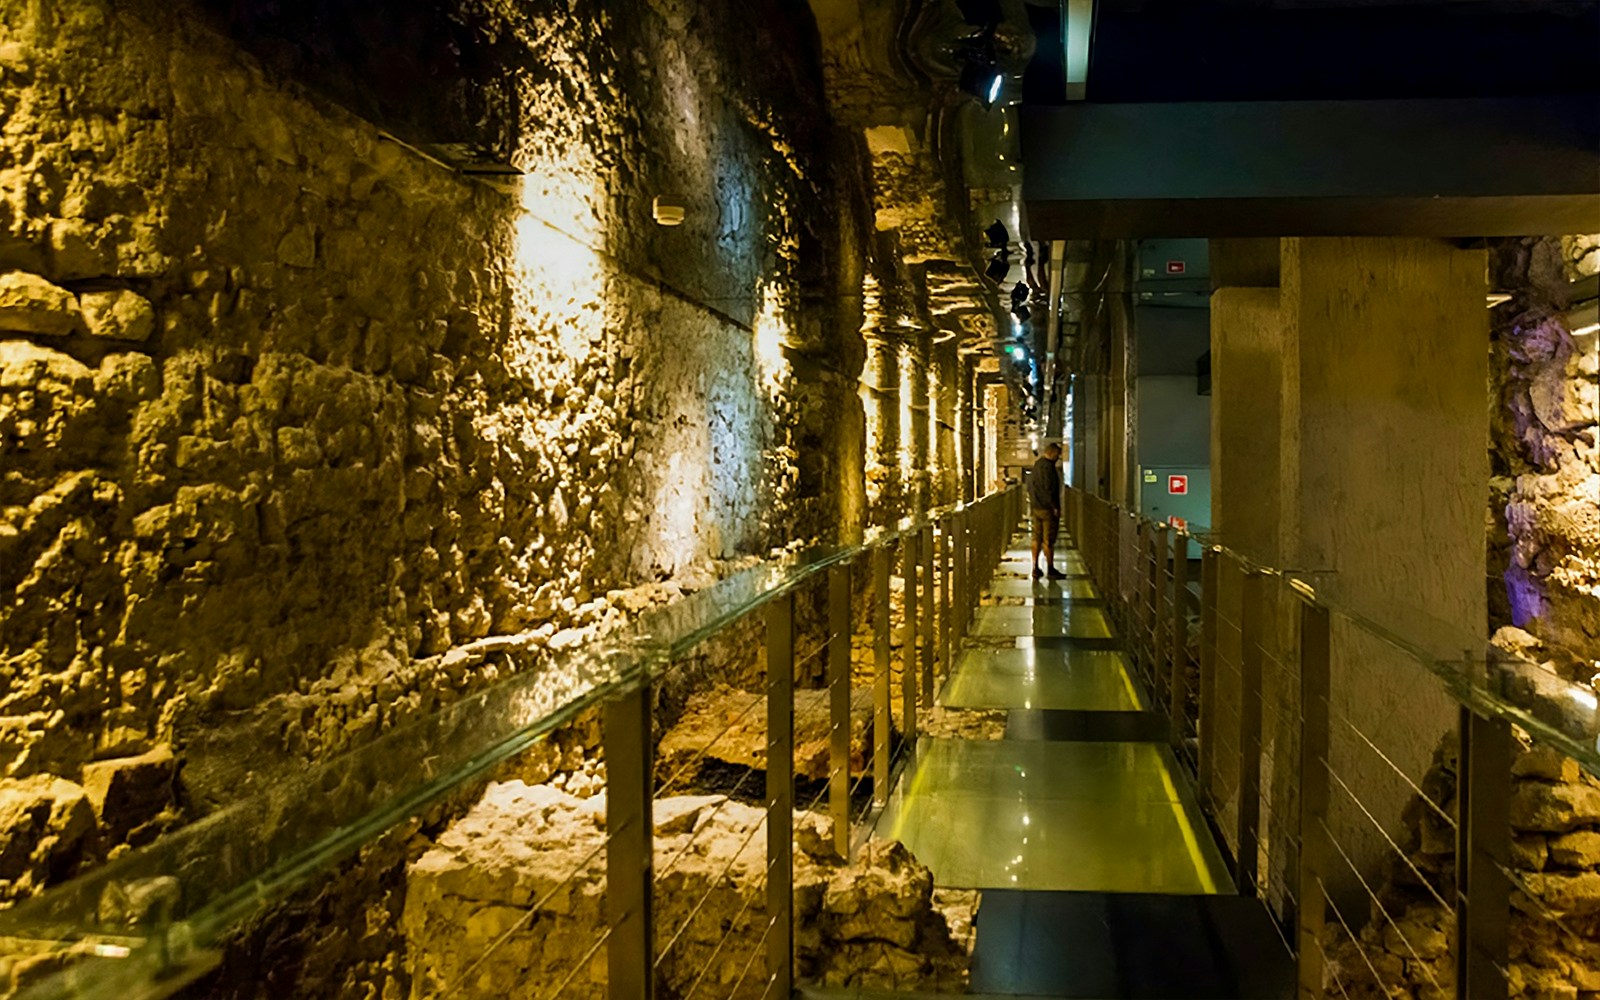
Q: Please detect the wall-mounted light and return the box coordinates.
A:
[652,196,686,226]
[957,39,1005,109]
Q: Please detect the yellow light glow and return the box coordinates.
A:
[898,343,915,480]
[509,173,608,372]
[752,283,790,394]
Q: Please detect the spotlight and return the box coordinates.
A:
[652,196,685,226]
[957,52,1004,109]
[985,220,1010,249]
[984,251,1011,284]
[1008,344,1027,360]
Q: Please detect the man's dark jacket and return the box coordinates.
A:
[1029,455,1060,512]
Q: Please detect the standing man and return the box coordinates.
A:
[1029,443,1066,580]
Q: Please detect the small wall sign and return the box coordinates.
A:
[1168,475,1189,495]
[1165,260,1186,274]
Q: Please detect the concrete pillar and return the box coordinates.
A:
[1210,236,1287,562]
[1295,237,1487,908]
[1210,236,1489,908]
[1283,237,1488,645]
[1108,296,1136,505]
[1072,373,1100,492]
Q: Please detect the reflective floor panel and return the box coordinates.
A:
[877,738,1231,894]
[997,548,1089,577]
[971,604,1114,639]
[943,647,1142,712]
[986,577,1100,599]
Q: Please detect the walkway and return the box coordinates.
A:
[875,529,1294,998]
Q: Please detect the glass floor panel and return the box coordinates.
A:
[986,577,1100,599]
[943,647,1142,711]
[877,739,1230,895]
[971,604,1114,639]
[997,551,1090,576]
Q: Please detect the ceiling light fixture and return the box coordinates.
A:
[956,36,1004,109]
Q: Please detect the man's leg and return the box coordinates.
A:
[1044,513,1065,578]
[1030,510,1044,578]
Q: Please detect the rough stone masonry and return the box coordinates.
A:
[0,1,971,995]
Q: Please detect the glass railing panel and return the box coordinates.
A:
[1469,650,1599,775]
[0,637,646,998]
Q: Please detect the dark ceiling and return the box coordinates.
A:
[1025,0,1600,104]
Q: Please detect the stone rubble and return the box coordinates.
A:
[1323,734,1600,999]
[402,781,969,999]
[656,683,878,788]
[0,775,94,904]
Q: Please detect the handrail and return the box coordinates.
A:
[1070,488,1598,774]
[1065,483,1597,1000]
[1,486,1025,999]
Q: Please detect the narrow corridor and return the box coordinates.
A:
[875,527,1293,999]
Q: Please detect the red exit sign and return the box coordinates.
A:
[1168,475,1189,495]
[1166,260,1186,274]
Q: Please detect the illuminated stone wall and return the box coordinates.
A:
[1489,234,1600,677]
[0,0,871,913]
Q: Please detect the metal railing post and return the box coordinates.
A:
[605,682,654,1000]
[1108,512,1123,625]
[1296,593,1331,1000]
[1236,569,1266,896]
[1457,707,1512,1000]
[921,522,936,708]
[1198,546,1220,805]
[1148,523,1169,698]
[765,592,794,997]
[827,561,852,861]
[952,510,967,643]
[939,516,952,686]
[901,532,919,749]
[872,545,891,806]
[1168,529,1191,756]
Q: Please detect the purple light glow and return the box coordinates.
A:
[1505,565,1548,628]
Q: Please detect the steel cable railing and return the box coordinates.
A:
[1065,485,1600,1000]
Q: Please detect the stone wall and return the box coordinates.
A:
[1489,234,1600,674]
[403,782,970,998]
[0,0,876,917]
[1324,733,1600,1000]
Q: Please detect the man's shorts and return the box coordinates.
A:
[1032,507,1060,545]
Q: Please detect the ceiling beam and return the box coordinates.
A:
[1022,96,1600,238]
